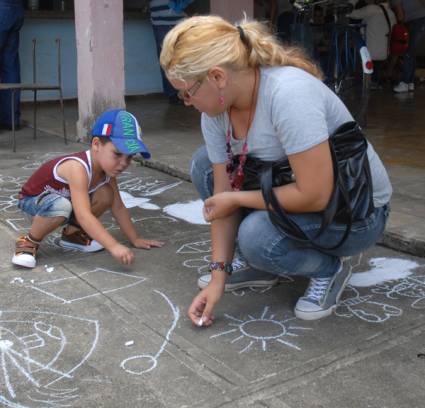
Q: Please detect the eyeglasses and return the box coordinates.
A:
[177,79,203,101]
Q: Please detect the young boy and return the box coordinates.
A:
[12,109,164,268]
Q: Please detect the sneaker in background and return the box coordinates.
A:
[59,227,104,252]
[294,258,353,320]
[12,235,39,268]
[393,81,409,93]
[197,258,278,292]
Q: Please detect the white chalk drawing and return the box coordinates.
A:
[120,290,179,375]
[176,240,211,254]
[336,286,403,323]
[210,307,312,353]
[372,275,425,310]
[163,200,208,225]
[119,191,160,210]
[0,175,28,215]
[22,268,146,304]
[116,172,182,196]
[5,218,30,232]
[183,255,212,275]
[22,153,67,171]
[0,310,99,407]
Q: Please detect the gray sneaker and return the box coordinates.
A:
[197,258,278,292]
[294,259,352,320]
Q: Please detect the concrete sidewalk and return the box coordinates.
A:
[0,126,425,408]
[16,87,425,257]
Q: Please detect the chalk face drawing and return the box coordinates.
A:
[372,275,425,310]
[21,268,146,304]
[121,290,179,375]
[210,307,312,353]
[0,310,99,407]
[336,286,403,323]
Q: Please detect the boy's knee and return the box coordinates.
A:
[50,196,73,219]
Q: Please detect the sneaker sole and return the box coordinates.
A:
[198,278,279,291]
[12,255,35,268]
[58,240,104,253]
[295,269,353,321]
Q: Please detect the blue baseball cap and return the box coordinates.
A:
[92,109,151,158]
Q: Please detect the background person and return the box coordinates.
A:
[0,0,24,129]
[391,0,425,93]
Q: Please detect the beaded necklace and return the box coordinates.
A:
[225,68,258,191]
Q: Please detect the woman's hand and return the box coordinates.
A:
[203,192,240,222]
[188,279,225,327]
[132,237,165,249]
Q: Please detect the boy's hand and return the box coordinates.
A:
[132,238,165,250]
[110,243,135,265]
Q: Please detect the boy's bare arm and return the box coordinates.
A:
[109,178,164,249]
[58,161,135,264]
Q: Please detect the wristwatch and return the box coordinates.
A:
[208,262,233,275]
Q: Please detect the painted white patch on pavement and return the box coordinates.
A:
[119,191,160,210]
[349,257,419,287]
[163,200,208,225]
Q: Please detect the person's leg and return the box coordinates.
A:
[0,6,24,126]
[152,24,178,100]
[237,205,390,320]
[12,193,72,268]
[190,145,214,201]
[400,17,425,86]
[60,184,113,252]
[190,145,279,290]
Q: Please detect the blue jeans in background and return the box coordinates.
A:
[0,2,24,126]
[190,146,390,279]
[151,24,178,99]
[402,17,425,83]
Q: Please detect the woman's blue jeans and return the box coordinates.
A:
[190,146,390,279]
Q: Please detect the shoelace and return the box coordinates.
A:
[305,277,332,301]
[231,258,247,271]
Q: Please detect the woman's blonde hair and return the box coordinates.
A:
[160,15,323,81]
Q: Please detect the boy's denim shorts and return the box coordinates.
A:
[18,191,73,220]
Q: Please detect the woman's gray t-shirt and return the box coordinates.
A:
[201,66,392,207]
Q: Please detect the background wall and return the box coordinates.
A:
[19,17,163,101]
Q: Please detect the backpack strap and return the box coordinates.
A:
[379,4,392,54]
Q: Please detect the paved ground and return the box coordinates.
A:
[1,125,425,407]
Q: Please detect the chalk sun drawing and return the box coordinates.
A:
[25,268,146,304]
[0,310,99,407]
[210,307,312,353]
[336,286,402,323]
[120,290,179,375]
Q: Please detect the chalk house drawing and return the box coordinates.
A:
[177,240,211,254]
[19,268,146,304]
[121,290,179,375]
[210,307,312,353]
[0,310,99,407]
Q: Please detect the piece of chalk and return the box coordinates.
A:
[197,316,204,327]
[125,340,134,346]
